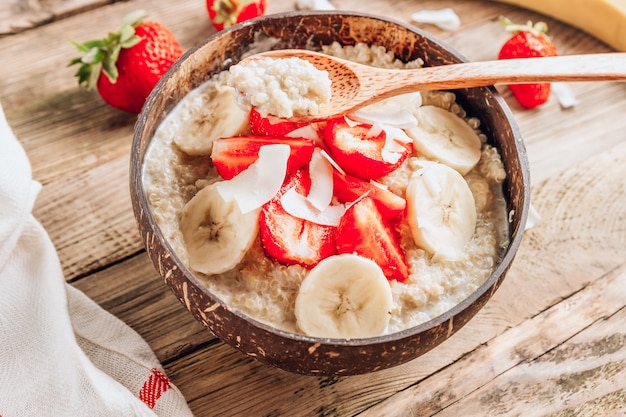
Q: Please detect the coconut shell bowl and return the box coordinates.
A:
[130,10,530,376]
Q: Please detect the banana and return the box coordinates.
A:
[405,105,482,175]
[494,0,626,52]
[180,182,260,275]
[172,77,249,156]
[406,162,477,262]
[294,254,393,339]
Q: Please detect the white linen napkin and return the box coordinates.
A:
[0,102,193,417]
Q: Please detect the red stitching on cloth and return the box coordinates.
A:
[139,368,172,409]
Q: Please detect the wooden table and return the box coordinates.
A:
[2,0,625,415]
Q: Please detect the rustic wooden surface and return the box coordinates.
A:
[2,0,625,415]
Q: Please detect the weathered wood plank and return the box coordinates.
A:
[3,0,625,415]
[0,0,117,35]
[32,154,141,280]
[437,306,626,416]
[71,253,213,362]
[358,262,626,416]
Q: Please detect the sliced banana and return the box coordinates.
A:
[294,254,393,339]
[406,105,481,175]
[406,162,477,262]
[180,182,260,275]
[173,79,249,156]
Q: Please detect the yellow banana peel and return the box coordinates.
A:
[494,0,626,51]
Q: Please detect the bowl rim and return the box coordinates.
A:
[132,9,530,348]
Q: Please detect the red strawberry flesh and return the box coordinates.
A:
[259,169,337,269]
[336,196,408,282]
[211,136,315,180]
[323,117,410,180]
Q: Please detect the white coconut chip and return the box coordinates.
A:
[551,82,578,109]
[306,148,334,211]
[286,124,321,144]
[350,108,418,129]
[281,187,346,226]
[320,149,345,175]
[343,115,360,127]
[216,144,290,213]
[411,8,461,31]
[295,0,335,10]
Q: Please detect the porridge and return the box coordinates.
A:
[227,56,332,118]
[143,42,509,338]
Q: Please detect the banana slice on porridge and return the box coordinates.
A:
[180,182,260,275]
[406,162,477,262]
[295,254,394,339]
[173,81,249,156]
[406,105,482,175]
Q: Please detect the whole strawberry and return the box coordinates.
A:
[69,11,183,114]
[498,16,558,109]
[207,0,267,31]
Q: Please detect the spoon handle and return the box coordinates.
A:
[373,53,626,96]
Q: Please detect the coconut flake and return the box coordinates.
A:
[411,8,461,31]
[381,148,403,164]
[216,144,290,213]
[369,179,389,191]
[366,122,384,138]
[320,149,345,175]
[295,0,335,10]
[281,186,346,226]
[343,115,360,127]
[382,125,412,154]
[350,108,418,129]
[525,203,542,230]
[552,82,578,109]
[379,125,412,163]
[286,124,321,144]
[307,148,334,211]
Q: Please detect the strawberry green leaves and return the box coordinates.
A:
[69,10,146,90]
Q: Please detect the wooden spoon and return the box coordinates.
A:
[241,49,626,119]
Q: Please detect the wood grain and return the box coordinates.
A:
[360,263,626,416]
[2,0,625,416]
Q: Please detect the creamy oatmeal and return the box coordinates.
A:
[143,42,509,336]
[228,56,332,118]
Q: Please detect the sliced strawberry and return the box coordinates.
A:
[249,108,309,137]
[335,196,408,282]
[323,116,412,181]
[333,169,406,221]
[211,136,315,180]
[260,169,337,269]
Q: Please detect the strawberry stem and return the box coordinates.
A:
[498,15,550,40]
[211,0,238,25]
[68,10,147,90]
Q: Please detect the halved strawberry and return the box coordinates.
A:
[323,116,412,181]
[332,169,406,221]
[335,196,408,282]
[211,136,315,180]
[259,169,337,269]
[249,108,309,137]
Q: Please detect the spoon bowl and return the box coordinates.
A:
[243,49,626,119]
